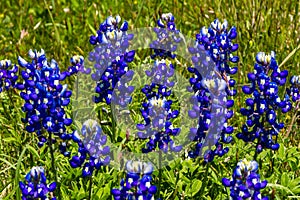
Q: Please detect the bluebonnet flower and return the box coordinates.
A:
[70,119,110,177]
[15,49,73,153]
[111,70,135,107]
[0,59,18,92]
[188,73,230,162]
[222,159,268,200]
[135,13,181,154]
[194,19,239,76]
[89,15,132,50]
[238,51,290,152]
[67,55,91,76]
[150,13,181,59]
[187,19,238,161]
[287,75,300,102]
[145,59,175,87]
[137,83,181,153]
[89,15,135,105]
[190,18,238,99]
[112,161,157,200]
[19,166,57,200]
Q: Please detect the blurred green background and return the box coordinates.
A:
[1,0,299,77]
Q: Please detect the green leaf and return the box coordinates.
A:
[191,179,202,196]
[88,22,97,35]
[13,146,28,200]
[278,144,285,160]
[288,177,300,189]
[3,137,17,143]
[268,183,295,196]
[27,145,40,159]
[180,174,190,184]
[281,172,289,187]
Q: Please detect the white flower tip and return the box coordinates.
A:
[18,56,28,67]
[116,15,121,24]
[28,49,35,59]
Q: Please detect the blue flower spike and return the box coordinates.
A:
[137,84,182,153]
[136,13,182,154]
[150,13,181,59]
[112,161,157,200]
[19,166,57,200]
[89,15,135,105]
[187,19,238,161]
[0,59,18,92]
[238,51,290,153]
[222,159,269,200]
[15,49,73,155]
[67,55,91,76]
[287,75,300,103]
[70,119,110,177]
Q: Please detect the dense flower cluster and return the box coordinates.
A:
[222,159,268,200]
[187,19,237,161]
[19,166,57,200]
[188,72,231,161]
[16,49,73,150]
[89,15,135,105]
[112,161,157,200]
[136,13,181,153]
[70,119,110,177]
[195,19,239,75]
[287,75,300,102]
[111,70,135,107]
[145,59,175,87]
[0,59,18,92]
[238,51,290,152]
[150,13,181,59]
[137,83,181,153]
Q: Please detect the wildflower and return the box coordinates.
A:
[134,13,181,154]
[92,58,135,105]
[19,166,57,200]
[187,19,238,161]
[188,73,230,161]
[15,49,73,152]
[145,59,175,87]
[89,15,135,105]
[222,159,268,200]
[67,55,91,76]
[194,19,239,76]
[150,13,181,59]
[137,83,181,153]
[238,51,290,152]
[70,119,110,177]
[287,75,300,102]
[0,59,18,92]
[112,161,157,200]
[190,18,238,98]
[111,70,135,107]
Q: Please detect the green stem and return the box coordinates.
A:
[88,174,93,200]
[253,143,259,161]
[48,131,62,199]
[171,160,180,199]
[271,150,275,174]
[43,0,61,55]
[158,151,162,199]
[285,101,300,139]
[199,162,210,196]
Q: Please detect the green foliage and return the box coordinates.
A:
[0,0,300,199]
